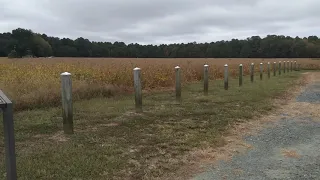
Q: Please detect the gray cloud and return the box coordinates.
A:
[1,0,320,44]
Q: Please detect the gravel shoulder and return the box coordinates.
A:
[191,72,320,180]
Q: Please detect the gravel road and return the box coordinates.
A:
[192,73,320,180]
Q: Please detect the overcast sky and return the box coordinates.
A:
[1,0,320,45]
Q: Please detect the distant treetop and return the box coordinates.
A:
[0,28,320,58]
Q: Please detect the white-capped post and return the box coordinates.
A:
[133,67,142,113]
[279,61,282,75]
[175,66,181,101]
[273,62,276,76]
[267,62,270,79]
[283,61,286,74]
[61,72,73,134]
[133,67,142,112]
[224,64,228,90]
[260,63,263,80]
[250,63,254,83]
[239,64,243,86]
[290,61,293,72]
[203,64,209,95]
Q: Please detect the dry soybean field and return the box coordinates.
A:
[0,57,320,111]
[0,57,319,179]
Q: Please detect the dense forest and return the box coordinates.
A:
[1,28,320,58]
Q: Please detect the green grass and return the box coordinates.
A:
[0,72,302,180]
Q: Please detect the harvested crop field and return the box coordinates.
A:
[0,57,319,110]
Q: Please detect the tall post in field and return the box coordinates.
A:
[61,72,73,134]
[260,63,263,80]
[203,64,209,96]
[294,61,297,71]
[1,90,17,180]
[239,64,243,86]
[133,67,142,113]
[250,63,254,83]
[279,61,282,75]
[273,62,276,76]
[175,66,181,101]
[287,61,289,72]
[267,62,270,79]
[224,64,228,90]
[283,61,286,74]
[290,61,293,72]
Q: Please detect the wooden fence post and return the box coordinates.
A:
[250,63,254,83]
[224,64,228,90]
[0,91,17,180]
[260,63,263,80]
[175,66,181,101]
[283,61,286,74]
[133,67,142,112]
[239,64,243,86]
[279,61,281,75]
[287,61,290,72]
[267,62,270,79]
[294,61,297,71]
[273,62,276,76]
[204,64,209,96]
[61,72,73,134]
[290,61,293,72]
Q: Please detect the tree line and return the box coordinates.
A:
[1,28,320,58]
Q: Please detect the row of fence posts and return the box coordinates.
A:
[60,60,300,134]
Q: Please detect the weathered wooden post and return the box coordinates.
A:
[283,61,286,74]
[224,64,228,90]
[0,91,17,180]
[133,67,142,112]
[260,63,263,80]
[290,61,293,72]
[61,72,73,134]
[267,62,270,79]
[279,61,282,75]
[175,66,181,101]
[204,64,209,96]
[239,64,243,86]
[294,61,297,71]
[273,62,276,76]
[250,63,254,83]
[287,61,290,72]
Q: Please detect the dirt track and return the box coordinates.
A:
[192,72,320,180]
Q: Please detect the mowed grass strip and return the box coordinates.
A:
[0,72,302,180]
